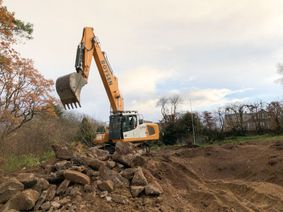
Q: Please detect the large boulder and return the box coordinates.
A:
[112,153,135,167]
[115,142,136,155]
[99,166,129,187]
[3,189,39,211]
[63,170,90,185]
[0,178,24,204]
[52,144,73,160]
[131,168,148,186]
[17,173,37,188]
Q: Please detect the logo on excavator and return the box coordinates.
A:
[101,60,112,85]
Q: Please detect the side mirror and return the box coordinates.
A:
[139,119,144,125]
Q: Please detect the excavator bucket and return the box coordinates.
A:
[56,72,87,109]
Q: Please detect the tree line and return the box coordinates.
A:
[157,95,283,145]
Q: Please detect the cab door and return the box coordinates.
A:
[109,115,123,140]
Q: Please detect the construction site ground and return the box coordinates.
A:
[146,139,283,211]
[1,139,283,211]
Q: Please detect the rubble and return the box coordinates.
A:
[0,142,163,211]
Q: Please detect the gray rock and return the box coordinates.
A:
[63,170,90,185]
[17,173,37,188]
[130,186,144,197]
[89,147,110,161]
[107,161,116,169]
[54,160,71,170]
[112,152,134,167]
[4,189,39,211]
[86,158,106,170]
[97,180,114,192]
[56,179,70,195]
[132,168,148,186]
[111,194,129,204]
[115,142,136,155]
[40,201,51,211]
[0,178,24,204]
[144,184,162,196]
[99,166,129,188]
[52,144,73,160]
[46,185,57,201]
[120,168,137,180]
[130,155,146,167]
[34,190,47,210]
[33,177,49,193]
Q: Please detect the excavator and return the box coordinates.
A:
[56,27,159,144]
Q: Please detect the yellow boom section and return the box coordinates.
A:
[56,27,124,111]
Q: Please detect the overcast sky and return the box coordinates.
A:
[5,0,283,121]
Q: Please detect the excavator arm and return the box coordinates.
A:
[56,27,123,111]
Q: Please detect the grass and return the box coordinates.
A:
[151,134,283,150]
[200,134,283,147]
[2,150,55,173]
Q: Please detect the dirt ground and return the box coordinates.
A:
[81,140,283,211]
[2,139,283,212]
[139,140,283,211]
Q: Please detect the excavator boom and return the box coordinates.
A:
[56,27,123,111]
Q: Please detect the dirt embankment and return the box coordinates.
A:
[0,140,283,211]
[146,140,283,211]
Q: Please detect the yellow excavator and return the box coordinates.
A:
[56,27,159,144]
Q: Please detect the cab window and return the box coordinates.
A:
[122,115,137,132]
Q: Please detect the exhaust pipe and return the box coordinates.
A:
[56,72,87,109]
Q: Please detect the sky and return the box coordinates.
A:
[4,0,283,122]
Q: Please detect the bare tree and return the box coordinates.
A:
[157,95,182,123]
[224,103,249,133]
[266,101,283,132]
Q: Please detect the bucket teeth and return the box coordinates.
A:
[56,72,87,110]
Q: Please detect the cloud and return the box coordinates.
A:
[182,88,250,111]
[120,66,174,96]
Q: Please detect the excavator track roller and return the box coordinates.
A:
[56,72,87,109]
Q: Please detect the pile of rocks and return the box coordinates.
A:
[0,142,163,211]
